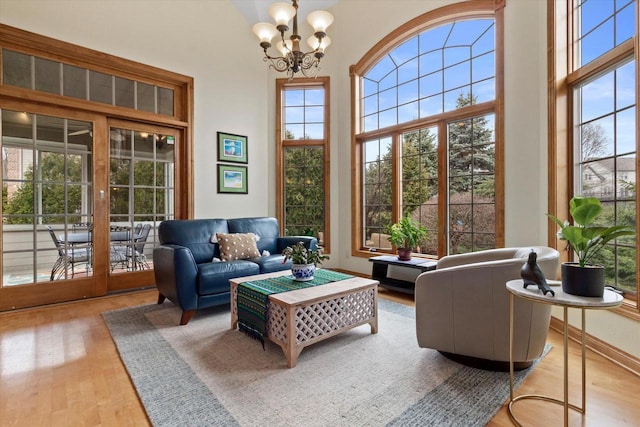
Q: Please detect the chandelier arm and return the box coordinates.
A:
[299,52,319,69]
[263,55,292,73]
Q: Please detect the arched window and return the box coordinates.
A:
[351,2,504,258]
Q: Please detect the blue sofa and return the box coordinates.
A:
[153,217,317,325]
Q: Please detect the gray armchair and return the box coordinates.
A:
[415,246,560,370]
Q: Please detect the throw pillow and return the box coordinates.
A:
[216,232,261,261]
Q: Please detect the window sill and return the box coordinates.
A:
[613,299,640,322]
[353,248,438,261]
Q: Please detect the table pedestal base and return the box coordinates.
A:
[509,298,586,427]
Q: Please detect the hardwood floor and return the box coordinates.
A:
[1,287,638,426]
[0,290,155,427]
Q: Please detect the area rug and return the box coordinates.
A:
[103,299,548,426]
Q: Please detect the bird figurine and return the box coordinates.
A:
[521,250,555,296]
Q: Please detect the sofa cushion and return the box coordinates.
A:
[251,254,292,273]
[216,232,261,261]
[227,217,280,254]
[197,260,259,295]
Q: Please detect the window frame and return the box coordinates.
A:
[2,134,92,226]
[548,0,640,316]
[276,77,331,252]
[350,0,505,259]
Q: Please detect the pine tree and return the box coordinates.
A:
[447,93,495,195]
[283,146,325,237]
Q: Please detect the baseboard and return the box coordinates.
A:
[549,316,640,377]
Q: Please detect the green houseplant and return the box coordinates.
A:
[388,215,427,261]
[282,241,329,281]
[547,195,635,297]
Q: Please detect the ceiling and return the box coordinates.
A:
[230,0,338,25]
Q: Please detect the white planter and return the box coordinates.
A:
[291,263,316,281]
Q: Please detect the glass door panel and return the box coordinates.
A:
[108,124,174,277]
[2,110,94,286]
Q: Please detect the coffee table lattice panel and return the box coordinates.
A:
[268,288,375,345]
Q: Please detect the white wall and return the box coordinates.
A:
[0,0,271,219]
[2,0,638,358]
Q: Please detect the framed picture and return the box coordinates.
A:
[217,164,248,194]
[217,132,248,163]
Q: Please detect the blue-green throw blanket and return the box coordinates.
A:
[237,269,354,347]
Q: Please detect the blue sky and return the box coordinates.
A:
[579,0,636,158]
[358,1,635,162]
[362,19,495,132]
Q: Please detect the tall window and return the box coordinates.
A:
[352,2,504,258]
[552,0,638,303]
[551,0,638,308]
[276,78,330,250]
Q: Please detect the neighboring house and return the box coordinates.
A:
[582,157,636,199]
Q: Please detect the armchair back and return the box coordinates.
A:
[415,246,560,366]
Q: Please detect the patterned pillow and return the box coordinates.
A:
[215,232,261,261]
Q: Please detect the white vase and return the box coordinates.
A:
[291,263,316,281]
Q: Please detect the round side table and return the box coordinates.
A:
[506,279,623,427]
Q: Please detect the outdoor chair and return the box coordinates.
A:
[131,223,152,270]
[111,223,152,271]
[133,222,143,236]
[110,245,129,272]
[46,225,91,280]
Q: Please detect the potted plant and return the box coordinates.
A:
[547,196,635,297]
[282,241,329,281]
[388,215,427,261]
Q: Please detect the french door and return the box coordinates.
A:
[106,119,177,292]
[0,107,180,309]
[0,24,192,311]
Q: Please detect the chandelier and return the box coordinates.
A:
[252,0,333,79]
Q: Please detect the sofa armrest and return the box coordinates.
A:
[153,244,199,311]
[276,236,318,253]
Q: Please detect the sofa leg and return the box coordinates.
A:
[157,293,166,304]
[180,310,195,325]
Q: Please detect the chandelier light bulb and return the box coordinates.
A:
[307,35,331,52]
[253,22,279,46]
[276,39,293,56]
[268,2,297,28]
[307,10,334,34]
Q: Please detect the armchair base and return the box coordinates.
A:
[439,351,532,372]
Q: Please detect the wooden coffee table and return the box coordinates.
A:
[230,270,378,368]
